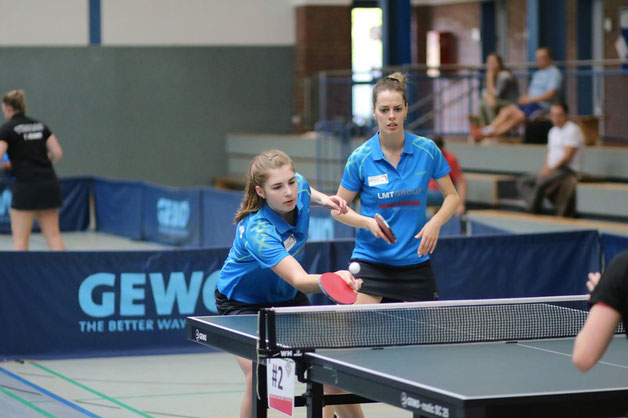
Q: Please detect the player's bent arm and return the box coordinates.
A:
[271,256,322,294]
[330,186,370,229]
[46,134,63,163]
[457,175,467,206]
[310,186,330,206]
[431,175,460,226]
[572,303,621,372]
[271,256,360,294]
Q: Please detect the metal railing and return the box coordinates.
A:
[302,59,628,141]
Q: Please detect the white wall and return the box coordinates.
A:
[0,0,88,45]
[102,0,295,46]
[0,0,303,46]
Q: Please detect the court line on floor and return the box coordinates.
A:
[74,389,244,403]
[0,386,55,417]
[30,362,151,417]
[0,366,97,417]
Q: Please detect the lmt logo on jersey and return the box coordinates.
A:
[157,198,190,235]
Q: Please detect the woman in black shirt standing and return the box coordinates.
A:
[0,90,65,250]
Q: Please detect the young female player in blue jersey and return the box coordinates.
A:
[333,73,460,303]
[215,149,362,418]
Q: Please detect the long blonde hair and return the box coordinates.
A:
[234,150,295,223]
[2,89,27,114]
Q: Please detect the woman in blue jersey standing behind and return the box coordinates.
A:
[215,149,362,418]
[334,73,460,303]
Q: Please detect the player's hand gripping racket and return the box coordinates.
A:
[318,272,357,305]
[374,213,396,243]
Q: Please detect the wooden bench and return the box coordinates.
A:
[576,182,628,218]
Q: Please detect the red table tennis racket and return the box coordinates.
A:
[374,213,396,243]
[318,272,357,305]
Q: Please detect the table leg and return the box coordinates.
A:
[306,381,324,418]
[252,362,268,418]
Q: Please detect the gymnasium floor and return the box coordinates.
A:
[0,231,409,417]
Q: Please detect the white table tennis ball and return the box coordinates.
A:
[349,262,361,275]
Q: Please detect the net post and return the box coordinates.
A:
[258,308,277,356]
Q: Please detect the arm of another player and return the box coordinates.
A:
[573,303,620,372]
[271,255,362,294]
[0,140,7,165]
[573,272,621,372]
[46,134,63,163]
[330,185,392,242]
[455,175,467,215]
[310,186,348,215]
[416,175,459,257]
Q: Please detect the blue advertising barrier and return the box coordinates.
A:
[0,248,227,360]
[467,219,511,235]
[430,230,601,299]
[142,184,202,247]
[58,177,91,232]
[0,230,604,359]
[0,177,90,234]
[93,177,143,240]
[600,233,628,268]
[201,188,241,247]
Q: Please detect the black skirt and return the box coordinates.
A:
[215,289,310,316]
[351,259,438,302]
[11,180,63,210]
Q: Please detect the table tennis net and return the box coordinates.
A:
[266,296,625,350]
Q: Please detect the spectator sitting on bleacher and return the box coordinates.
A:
[427,136,467,215]
[471,47,562,141]
[516,102,584,217]
[475,53,519,126]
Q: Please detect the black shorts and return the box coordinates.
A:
[352,259,438,302]
[11,180,62,210]
[215,289,310,315]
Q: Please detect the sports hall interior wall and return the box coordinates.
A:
[0,46,294,186]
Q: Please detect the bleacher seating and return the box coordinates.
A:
[224,133,628,221]
[467,210,628,237]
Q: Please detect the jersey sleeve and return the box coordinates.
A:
[590,251,628,313]
[340,148,366,192]
[432,144,451,180]
[43,124,53,141]
[296,172,311,196]
[244,218,290,268]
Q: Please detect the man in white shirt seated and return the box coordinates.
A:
[517,102,584,217]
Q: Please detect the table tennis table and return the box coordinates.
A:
[186,296,628,418]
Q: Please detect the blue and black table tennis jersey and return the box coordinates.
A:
[217,173,311,304]
[340,132,450,266]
